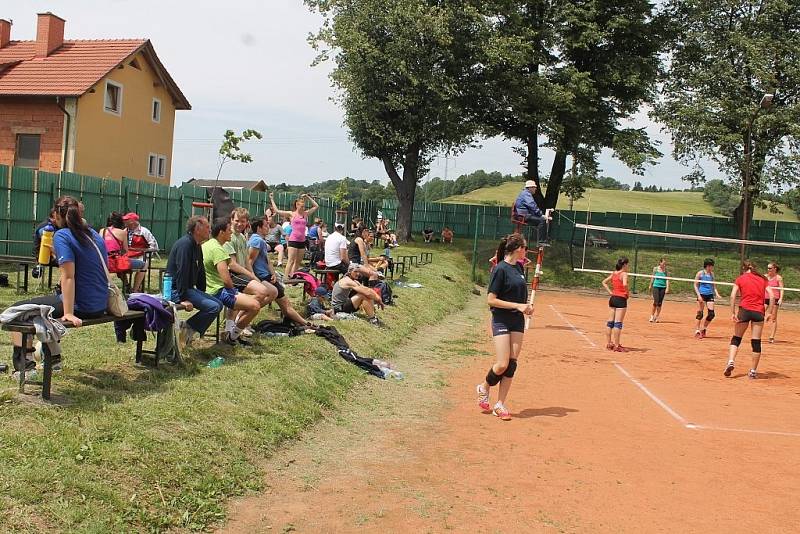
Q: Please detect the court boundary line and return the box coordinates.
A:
[548,303,800,438]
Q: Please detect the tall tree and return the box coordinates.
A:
[477,0,662,209]
[305,0,484,240]
[653,0,800,233]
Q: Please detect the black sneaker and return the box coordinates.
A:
[51,357,63,372]
[368,316,384,327]
[236,337,254,347]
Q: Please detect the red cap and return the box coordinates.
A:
[122,212,139,221]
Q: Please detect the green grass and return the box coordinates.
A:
[0,244,472,532]
[442,183,800,222]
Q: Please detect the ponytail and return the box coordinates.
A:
[741,259,767,280]
[54,196,92,246]
[615,257,629,271]
[496,233,526,262]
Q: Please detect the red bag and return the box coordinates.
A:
[108,252,131,273]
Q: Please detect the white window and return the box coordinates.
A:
[148,153,157,177]
[104,80,123,115]
[157,155,167,178]
[152,98,161,123]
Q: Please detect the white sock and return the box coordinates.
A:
[225,319,236,332]
[230,325,242,340]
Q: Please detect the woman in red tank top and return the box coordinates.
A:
[724,259,772,380]
[601,257,630,352]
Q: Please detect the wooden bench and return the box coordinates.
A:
[419,252,433,265]
[0,255,56,294]
[2,305,184,400]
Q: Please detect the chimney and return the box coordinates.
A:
[35,12,65,58]
[0,19,10,49]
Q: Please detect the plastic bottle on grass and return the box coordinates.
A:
[208,356,224,368]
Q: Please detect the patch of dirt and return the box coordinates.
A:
[220,292,800,533]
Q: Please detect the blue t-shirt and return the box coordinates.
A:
[54,227,109,314]
[308,225,319,240]
[247,233,272,280]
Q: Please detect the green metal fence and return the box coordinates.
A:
[2,163,798,256]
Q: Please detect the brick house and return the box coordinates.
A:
[0,13,190,182]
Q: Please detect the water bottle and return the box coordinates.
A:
[162,273,172,301]
[207,356,224,368]
[38,224,54,265]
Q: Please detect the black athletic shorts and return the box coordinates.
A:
[330,262,349,275]
[288,240,307,249]
[334,299,357,314]
[231,273,252,291]
[738,308,764,323]
[13,294,106,320]
[764,299,779,307]
[652,287,666,306]
[490,310,525,336]
[260,279,285,300]
[609,295,628,309]
[700,293,714,302]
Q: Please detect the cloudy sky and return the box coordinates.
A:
[8,1,711,189]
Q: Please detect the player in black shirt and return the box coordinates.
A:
[476,233,532,420]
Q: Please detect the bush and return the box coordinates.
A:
[702,179,739,216]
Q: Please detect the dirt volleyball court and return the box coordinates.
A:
[223,291,800,533]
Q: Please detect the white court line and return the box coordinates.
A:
[548,305,597,348]
[549,303,800,437]
[612,362,690,427]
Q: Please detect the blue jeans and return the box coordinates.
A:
[173,288,223,336]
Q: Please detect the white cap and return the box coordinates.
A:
[525,180,537,188]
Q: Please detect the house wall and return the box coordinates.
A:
[73,50,177,183]
[0,97,64,172]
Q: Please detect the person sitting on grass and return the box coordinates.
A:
[423,227,435,243]
[307,286,334,321]
[331,263,383,326]
[202,218,261,346]
[247,216,312,327]
[441,226,454,244]
[166,216,220,349]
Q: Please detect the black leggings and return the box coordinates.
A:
[652,287,666,306]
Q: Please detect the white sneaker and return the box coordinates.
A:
[242,326,255,337]
[648,316,654,323]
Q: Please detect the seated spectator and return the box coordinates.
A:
[102,211,146,271]
[6,196,110,375]
[166,216,221,349]
[376,216,399,247]
[202,218,262,346]
[248,217,312,326]
[33,207,58,267]
[224,208,271,337]
[324,222,350,275]
[423,227,435,243]
[263,213,285,265]
[307,286,334,321]
[331,264,383,326]
[279,214,291,266]
[123,212,159,292]
[348,226,381,281]
[308,218,323,249]
[442,226,454,244]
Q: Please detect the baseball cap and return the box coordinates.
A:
[122,212,139,221]
[334,222,345,230]
[315,286,329,297]
[524,180,537,188]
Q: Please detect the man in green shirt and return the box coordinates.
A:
[202,218,262,346]
[224,208,269,337]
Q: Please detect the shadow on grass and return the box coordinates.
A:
[44,341,252,409]
[512,406,579,419]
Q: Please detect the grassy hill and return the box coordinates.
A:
[441,182,800,222]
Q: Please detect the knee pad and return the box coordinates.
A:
[706,310,715,322]
[606,320,615,329]
[486,368,502,386]
[613,321,623,330]
[696,310,704,320]
[503,359,518,378]
[730,336,742,347]
[751,339,762,353]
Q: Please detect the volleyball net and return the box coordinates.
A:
[570,222,798,295]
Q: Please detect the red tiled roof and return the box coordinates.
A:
[0,39,190,109]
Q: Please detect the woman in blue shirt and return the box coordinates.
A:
[693,258,723,339]
[8,196,109,374]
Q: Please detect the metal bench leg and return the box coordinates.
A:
[18,334,28,394]
[135,339,143,364]
[24,264,29,293]
[41,341,52,400]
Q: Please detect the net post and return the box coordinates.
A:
[632,235,639,294]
